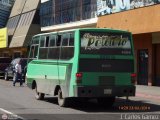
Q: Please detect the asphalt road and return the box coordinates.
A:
[0,79,160,120]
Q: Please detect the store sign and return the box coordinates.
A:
[0,28,7,48]
[97,0,160,16]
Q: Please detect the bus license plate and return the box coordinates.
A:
[104,89,112,94]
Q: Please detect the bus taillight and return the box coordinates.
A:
[76,73,82,78]
[76,73,82,83]
[131,73,136,84]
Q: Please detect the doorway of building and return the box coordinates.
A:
[137,49,148,85]
[154,44,160,86]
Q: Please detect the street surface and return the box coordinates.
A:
[0,79,160,120]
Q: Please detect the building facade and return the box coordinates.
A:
[40,0,97,31]
[0,0,41,58]
[0,0,15,28]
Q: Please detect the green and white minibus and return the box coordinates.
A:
[26,28,136,107]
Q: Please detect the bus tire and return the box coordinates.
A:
[35,86,45,100]
[97,97,115,107]
[58,89,68,107]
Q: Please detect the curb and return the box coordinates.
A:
[136,92,160,100]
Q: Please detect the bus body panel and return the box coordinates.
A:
[80,72,132,86]
[71,29,136,97]
[68,30,79,97]
[27,28,136,99]
[27,60,59,95]
[57,62,73,97]
[73,85,135,97]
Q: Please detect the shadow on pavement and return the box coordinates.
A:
[43,97,160,113]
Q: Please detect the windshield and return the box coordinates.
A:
[80,31,132,55]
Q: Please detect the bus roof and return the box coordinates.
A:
[33,28,131,38]
[77,28,131,33]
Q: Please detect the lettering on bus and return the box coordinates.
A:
[81,33,131,50]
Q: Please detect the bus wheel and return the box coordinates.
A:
[35,86,45,100]
[97,97,115,107]
[58,89,68,107]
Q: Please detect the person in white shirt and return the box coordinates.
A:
[13,60,23,86]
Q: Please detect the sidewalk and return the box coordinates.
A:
[136,85,160,100]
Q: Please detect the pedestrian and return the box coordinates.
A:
[13,60,23,86]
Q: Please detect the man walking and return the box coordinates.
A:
[13,60,23,86]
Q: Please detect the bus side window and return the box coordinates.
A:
[69,33,74,46]
[39,35,49,59]
[33,45,38,58]
[45,36,49,47]
[29,46,34,58]
[48,35,59,59]
[60,33,74,60]
[32,36,40,45]
[68,33,74,58]
[40,36,45,47]
[49,35,56,47]
[29,45,38,59]
[56,35,61,46]
[29,36,40,59]
[62,34,69,46]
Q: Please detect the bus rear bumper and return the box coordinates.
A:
[74,85,135,97]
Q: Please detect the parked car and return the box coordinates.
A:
[0,57,12,78]
[4,58,28,81]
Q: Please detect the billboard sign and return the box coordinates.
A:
[97,0,160,16]
[0,28,7,48]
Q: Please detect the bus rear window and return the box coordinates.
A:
[80,31,132,55]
